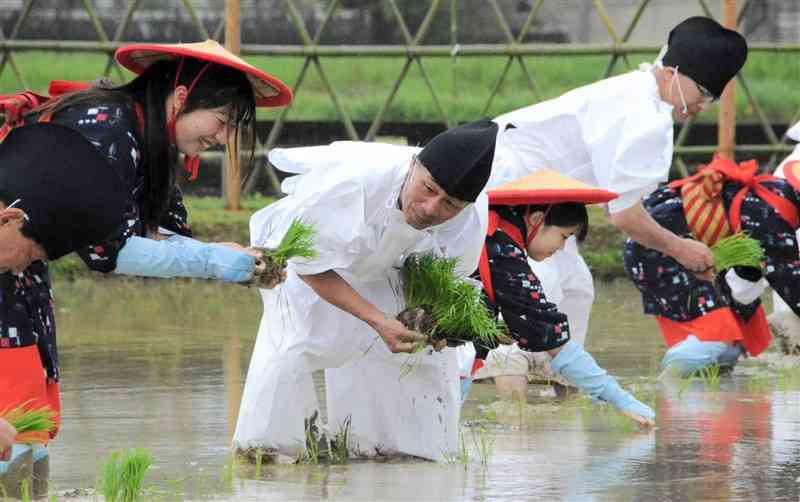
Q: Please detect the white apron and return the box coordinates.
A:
[233,142,487,461]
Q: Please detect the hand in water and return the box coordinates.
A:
[620,409,656,428]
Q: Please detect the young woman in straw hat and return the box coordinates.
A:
[0,40,290,494]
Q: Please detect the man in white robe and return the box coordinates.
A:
[234,120,497,461]
[472,17,748,391]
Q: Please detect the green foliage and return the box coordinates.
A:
[401,253,504,347]
[98,448,154,502]
[4,52,799,124]
[262,218,317,268]
[711,232,764,271]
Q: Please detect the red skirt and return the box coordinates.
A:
[0,345,61,442]
[656,305,771,357]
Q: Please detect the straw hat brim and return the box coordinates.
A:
[115,40,292,108]
[488,168,618,206]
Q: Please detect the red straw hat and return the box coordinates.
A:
[488,169,618,206]
[115,39,292,107]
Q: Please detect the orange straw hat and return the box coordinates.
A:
[488,168,618,206]
[115,39,292,107]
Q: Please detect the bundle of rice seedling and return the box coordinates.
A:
[98,448,153,502]
[251,218,316,288]
[1,403,57,444]
[711,232,764,271]
[397,253,505,350]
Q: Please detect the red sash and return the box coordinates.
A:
[670,155,798,240]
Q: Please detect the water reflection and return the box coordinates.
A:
[42,279,800,501]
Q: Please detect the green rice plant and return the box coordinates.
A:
[1,403,57,444]
[98,448,154,502]
[442,430,470,466]
[262,218,317,268]
[219,454,235,494]
[398,253,505,350]
[711,232,764,271]
[746,373,771,394]
[252,218,317,288]
[297,411,322,465]
[694,364,721,392]
[469,425,494,466]
[677,372,696,400]
[19,479,30,502]
[254,448,265,479]
[328,416,352,464]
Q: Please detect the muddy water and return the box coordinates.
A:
[42,279,800,501]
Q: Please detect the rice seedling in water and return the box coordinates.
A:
[711,232,764,271]
[470,425,494,465]
[442,430,470,466]
[1,403,57,444]
[329,416,352,464]
[694,364,721,392]
[98,448,153,502]
[746,373,771,394]
[297,411,323,465]
[219,454,235,494]
[254,448,265,479]
[677,372,696,400]
[19,478,30,502]
[398,253,505,351]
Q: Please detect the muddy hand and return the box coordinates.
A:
[244,248,287,289]
[375,316,426,353]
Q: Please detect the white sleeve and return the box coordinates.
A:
[249,177,369,277]
[585,105,673,214]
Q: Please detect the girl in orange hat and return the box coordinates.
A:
[0,40,291,493]
[465,170,655,427]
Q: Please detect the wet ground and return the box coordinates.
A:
[34,279,800,501]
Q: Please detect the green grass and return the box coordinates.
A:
[5,51,800,123]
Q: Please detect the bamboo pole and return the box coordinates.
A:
[718,0,737,159]
[224,0,241,210]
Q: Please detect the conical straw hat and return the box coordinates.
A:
[488,168,618,206]
[115,39,292,107]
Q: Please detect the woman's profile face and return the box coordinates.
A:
[173,105,232,157]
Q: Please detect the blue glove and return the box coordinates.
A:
[460,377,474,404]
[551,341,655,421]
[659,335,737,378]
[114,235,255,282]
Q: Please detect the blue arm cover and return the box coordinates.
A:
[551,341,655,420]
[114,235,255,283]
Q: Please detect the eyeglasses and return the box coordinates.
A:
[695,82,717,103]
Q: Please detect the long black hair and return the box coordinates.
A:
[39,58,256,232]
[527,202,589,242]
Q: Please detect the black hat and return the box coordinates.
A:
[662,16,747,99]
[417,119,497,203]
[0,123,129,260]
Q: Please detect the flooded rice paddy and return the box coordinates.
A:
[34,279,800,500]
